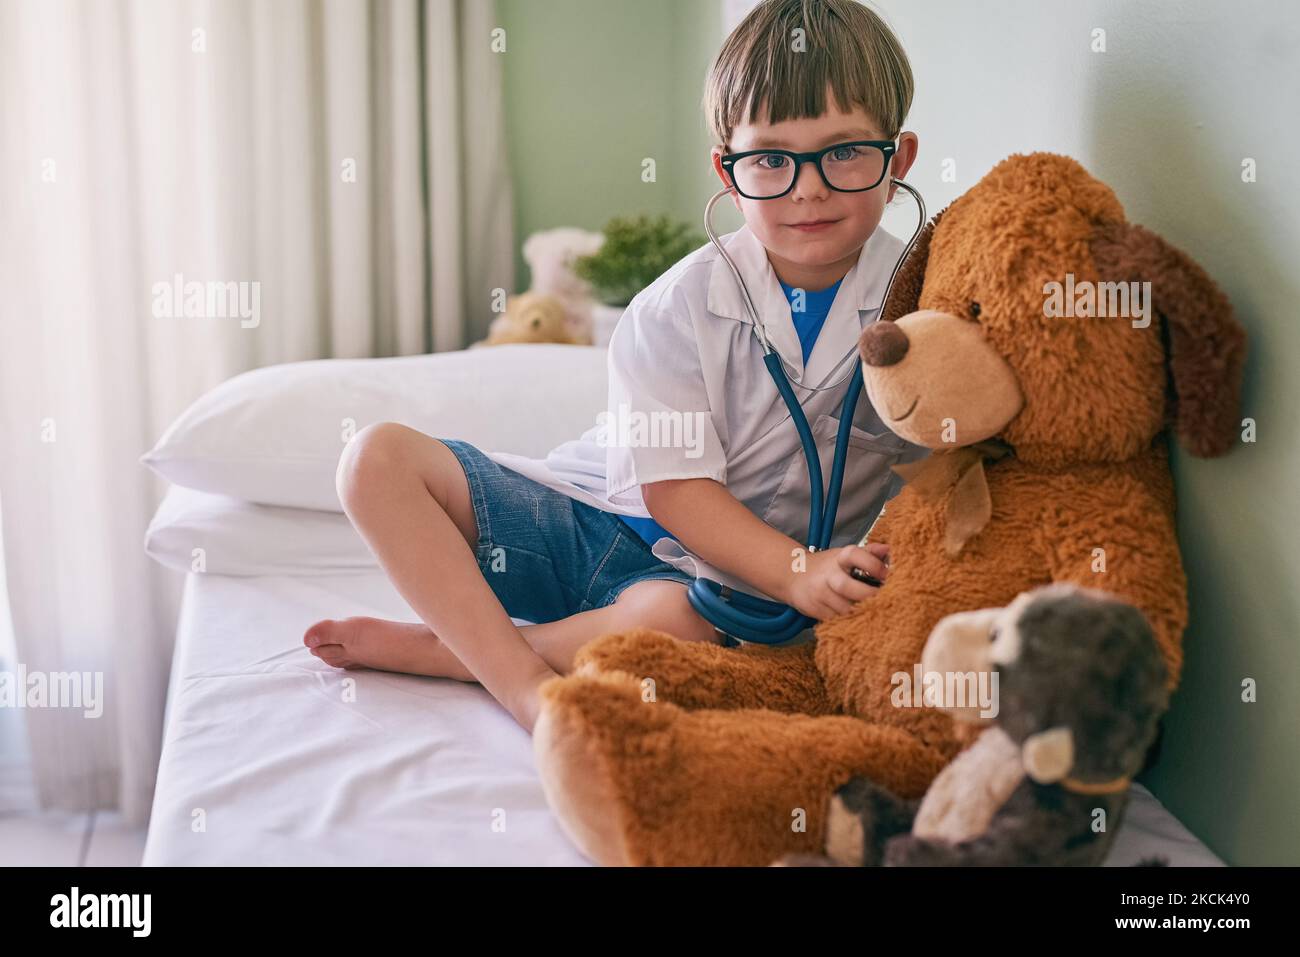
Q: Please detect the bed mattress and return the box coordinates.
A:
[143,570,1224,866]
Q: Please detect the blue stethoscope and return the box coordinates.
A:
[685,178,927,644]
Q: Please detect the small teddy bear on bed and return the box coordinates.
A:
[473,291,583,347]
[789,583,1169,867]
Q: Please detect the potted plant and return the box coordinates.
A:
[574,214,705,345]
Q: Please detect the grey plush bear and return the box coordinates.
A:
[792,584,1169,867]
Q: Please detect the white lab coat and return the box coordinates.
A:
[487,222,928,600]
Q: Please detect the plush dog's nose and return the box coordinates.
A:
[859,320,909,367]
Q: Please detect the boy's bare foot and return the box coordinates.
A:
[303,616,476,681]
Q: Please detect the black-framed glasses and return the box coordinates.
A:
[720,140,897,200]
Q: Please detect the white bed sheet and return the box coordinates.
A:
[144,570,1223,867]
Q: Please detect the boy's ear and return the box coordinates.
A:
[881,206,946,323]
[1089,222,1248,457]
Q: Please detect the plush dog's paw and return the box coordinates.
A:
[533,670,680,866]
[573,628,696,679]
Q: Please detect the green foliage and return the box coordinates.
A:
[574,214,705,307]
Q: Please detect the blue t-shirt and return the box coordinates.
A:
[619,276,844,547]
[781,277,844,363]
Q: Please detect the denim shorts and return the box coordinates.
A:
[439,438,695,623]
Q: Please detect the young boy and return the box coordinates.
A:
[303,0,921,733]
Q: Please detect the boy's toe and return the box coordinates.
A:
[303,619,339,648]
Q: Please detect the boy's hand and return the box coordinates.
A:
[785,543,890,622]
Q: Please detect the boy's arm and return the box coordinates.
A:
[643,478,800,601]
[643,478,888,619]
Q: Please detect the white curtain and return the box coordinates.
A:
[0,0,513,825]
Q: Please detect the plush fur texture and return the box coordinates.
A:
[532,153,1246,867]
[799,585,1169,867]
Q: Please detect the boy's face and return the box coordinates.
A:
[712,90,918,289]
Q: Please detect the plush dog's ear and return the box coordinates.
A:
[1090,222,1247,457]
[880,206,946,323]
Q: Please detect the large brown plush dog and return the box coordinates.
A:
[532,153,1247,867]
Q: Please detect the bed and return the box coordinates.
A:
[142,562,1222,867]
[142,569,586,866]
[140,345,1224,866]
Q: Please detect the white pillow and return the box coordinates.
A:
[142,344,609,511]
[145,485,378,576]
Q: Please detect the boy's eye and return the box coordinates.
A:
[828,145,860,162]
[758,153,788,170]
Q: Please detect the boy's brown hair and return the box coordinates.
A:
[703,0,913,147]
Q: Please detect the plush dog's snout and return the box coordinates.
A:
[860,309,1024,448]
[859,320,909,367]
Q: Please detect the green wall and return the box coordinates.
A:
[498,0,737,288]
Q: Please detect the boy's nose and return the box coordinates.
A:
[859,320,909,367]
[791,159,829,197]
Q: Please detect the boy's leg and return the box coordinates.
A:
[330,423,558,730]
[530,579,720,671]
[308,578,718,677]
